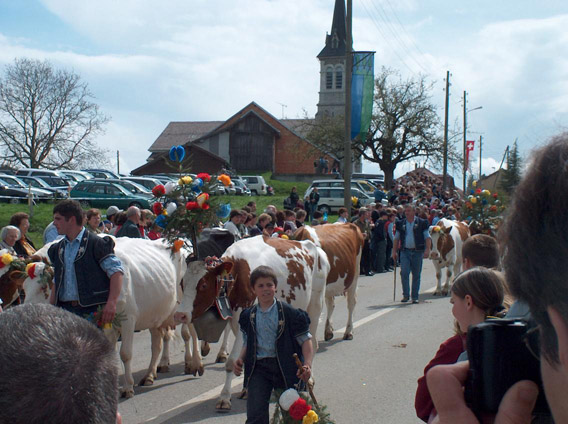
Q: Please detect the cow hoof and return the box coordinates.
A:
[185,365,204,376]
[433,292,440,296]
[201,342,211,357]
[324,330,334,341]
[237,388,248,400]
[139,375,155,386]
[216,353,228,363]
[198,365,204,376]
[343,333,353,340]
[441,291,448,296]
[121,389,135,399]
[157,365,169,373]
[215,399,232,410]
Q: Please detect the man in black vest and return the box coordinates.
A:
[392,204,431,303]
[116,206,142,238]
[48,200,124,324]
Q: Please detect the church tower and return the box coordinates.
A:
[316,0,348,119]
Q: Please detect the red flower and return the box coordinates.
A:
[201,203,210,210]
[186,201,199,210]
[475,188,482,195]
[288,398,311,420]
[27,263,36,279]
[152,184,166,197]
[196,172,211,182]
[152,202,163,215]
[492,192,498,198]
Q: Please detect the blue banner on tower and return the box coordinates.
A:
[351,52,375,141]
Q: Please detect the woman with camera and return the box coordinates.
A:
[414,267,507,423]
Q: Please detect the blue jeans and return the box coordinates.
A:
[246,358,285,424]
[400,249,424,300]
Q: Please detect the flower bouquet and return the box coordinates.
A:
[271,388,333,424]
[84,305,126,330]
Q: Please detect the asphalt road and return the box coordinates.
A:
[118,260,456,424]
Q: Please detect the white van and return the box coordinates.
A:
[241,175,267,195]
[304,179,376,199]
[305,186,373,214]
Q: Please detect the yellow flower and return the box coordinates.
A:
[471,197,478,204]
[351,196,358,206]
[432,226,441,233]
[472,180,477,187]
[1,253,13,266]
[482,189,491,196]
[178,176,193,185]
[103,323,112,330]
[303,410,319,424]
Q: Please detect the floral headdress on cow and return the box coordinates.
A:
[461,181,506,237]
[150,145,233,255]
[0,252,28,279]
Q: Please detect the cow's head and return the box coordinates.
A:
[174,258,234,325]
[22,262,54,304]
[429,224,454,260]
[0,251,29,307]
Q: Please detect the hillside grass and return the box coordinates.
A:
[0,172,324,249]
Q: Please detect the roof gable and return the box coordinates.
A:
[148,121,222,152]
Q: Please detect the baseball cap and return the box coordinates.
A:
[106,205,123,217]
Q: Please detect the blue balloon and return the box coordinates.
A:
[470,189,474,195]
[155,215,167,228]
[168,145,185,162]
[216,203,231,219]
[193,178,203,187]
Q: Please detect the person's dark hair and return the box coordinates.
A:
[462,234,499,269]
[338,207,347,215]
[229,210,242,220]
[313,211,323,220]
[250,265,278,288]
[500,134,568,364]
[296,209,307,220]
[379,211,388,218]
[244,213,256,225]
[0,303,118,423]
[242,206,251,213]
[86,208,101,220]
[451,267,506,319]
[114,211,127,227]
[53,200,84,226]
[258,213,271,225]
[246,201,256,209]
[284,210,296,219]
[8,212,29,228]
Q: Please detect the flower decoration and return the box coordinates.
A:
[26,263,37,279]
[152,184,166,197]
[289,398,312,420]
[166,202,178,215]
[490,205,498,212]
[196,172,211,182]
[492,192,498,199]
[1,253,14,268]
[482,189,491,196]
[196,192,209,208]
[154,214,167,228]
[186,201,199,210]
[432,226,441,233]
[475,188,482,195]
[84,305,126,330]
[351,196,358,207]
[172,239,184,253]
[470,197,477,204]
[179,176,193,185]
[218,174,232,187]
[303,410,319,424]
[152,202,163,215]
[169,145,186,162]
[466,202,473,209]
[472,180,477,187]
[461,185,505,238]
[273,388,330,424]
[164,181,176,195]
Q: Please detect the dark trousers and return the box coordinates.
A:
[371,239,387,272]
[246,358,286,424]
[360,239,371,274]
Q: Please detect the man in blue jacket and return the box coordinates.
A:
[392,204,431,304]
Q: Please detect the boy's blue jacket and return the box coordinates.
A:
[239,300,311,388]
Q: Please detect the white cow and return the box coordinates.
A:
[24,237,200,398]
[174,235,330,410]
[428,218,471,296]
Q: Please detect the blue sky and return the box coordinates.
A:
[1,0,567,186]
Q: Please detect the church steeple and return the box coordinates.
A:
[316,0,348,119]
[317,0,347,59]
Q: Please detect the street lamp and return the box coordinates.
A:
[463,90,482,190]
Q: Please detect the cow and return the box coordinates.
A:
[24,237,193,398]
[174,235,330,410]
[294,223,364,341]
[428,218,470,296]
[0,249,28,308]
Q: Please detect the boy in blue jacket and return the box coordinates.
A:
[234,265,313,424]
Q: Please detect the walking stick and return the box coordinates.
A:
[293,353,318,407]
[393,262,397,302]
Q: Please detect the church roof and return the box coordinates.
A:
[317,0,347,58]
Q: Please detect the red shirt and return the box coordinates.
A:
[415,334,467,422]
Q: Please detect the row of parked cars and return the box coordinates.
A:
[0,168,269,209]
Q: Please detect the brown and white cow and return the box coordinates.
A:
[175,235,330,410]
[294,223,364,341]
[428,218,470,296]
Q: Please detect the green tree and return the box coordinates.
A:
[500,141,522,194]
[0,58,109,169]
[353,68,460,188]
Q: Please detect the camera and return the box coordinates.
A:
[465,318,550,418]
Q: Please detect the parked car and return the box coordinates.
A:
[0,175,53,203]
[70,180,151,209]
[143,174,178,184]
[82,169,121,179]
[232,179,251,196]
[17,176,69,198]
[122,176,163,192]
[60,170,94,182]
[241,175,267,195]
[303,179,376,199]
[304,187,373,214]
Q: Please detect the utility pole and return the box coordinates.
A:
[117,150,120,175]
[442,71,450,192]
[463,90,467,191]
[343,0,353,215]
[479,135,483,179]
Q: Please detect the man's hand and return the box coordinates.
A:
[427,361,538,424]
[423,249,431,259]
[297,364,311,383]
[233,358,244,376]
[101,301,117,324]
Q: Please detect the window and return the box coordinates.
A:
[106,185,123,196]
[318,189,330,197]
[330,189,344,198]
[326,67,333,89]
[335,67,343,89]
[88,184,106,195]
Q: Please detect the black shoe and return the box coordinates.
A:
[401,297,409,303]
[366,271,374,276]
[412,299,419,304]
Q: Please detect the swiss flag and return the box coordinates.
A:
[466,140,475,170]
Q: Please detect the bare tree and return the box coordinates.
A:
[0,58,109,169]
[353,68,459,187]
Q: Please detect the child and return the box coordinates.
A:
[234,266,313,424]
